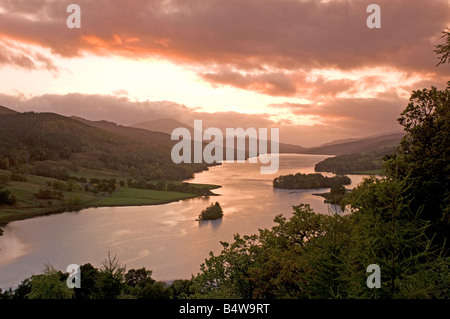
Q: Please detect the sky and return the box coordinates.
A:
[0,0,449,146]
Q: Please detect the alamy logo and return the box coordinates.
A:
[366,264,381,289]
[366,4,381,29]
[171,120,279,174]
[66,4,81,29]
[66,264,81,288]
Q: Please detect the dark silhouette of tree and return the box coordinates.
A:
[435,28,450,65]
[384,82,450,245]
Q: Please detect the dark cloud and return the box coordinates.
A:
[0,1,446,147]
[0,41,58,72]
[0,93,190,125]
[278,96,406,126]
[0,0,448,76]
[202,69,297,96]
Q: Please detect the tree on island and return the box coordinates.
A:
[199,202,223,220]
[327,183,347,206]
[273,173,351,189]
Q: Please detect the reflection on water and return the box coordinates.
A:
[198,218,223,229]
[0,154,368,289]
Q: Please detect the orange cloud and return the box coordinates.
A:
[0,38,58,72]
[0,0,447,75]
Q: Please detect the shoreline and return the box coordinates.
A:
[0,184,222,233]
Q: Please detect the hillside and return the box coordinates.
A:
[0,108,219,226]
[0,105,18,115]
[131,117,306,154]
[314,153,386,175]
[0,110,210,181]
[303,132,404,155]
[72,116,176,147]
[131,118,195,136]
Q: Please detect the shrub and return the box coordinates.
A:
[0,189,17,205]
[0,174,10,184]
[199,202,223,220]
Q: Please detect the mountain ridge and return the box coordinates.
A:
[0,105,19,115]
[303,132,404,156]
[1,106,403,157]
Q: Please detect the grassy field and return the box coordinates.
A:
[0,168,220,227]
[93,187,200,206]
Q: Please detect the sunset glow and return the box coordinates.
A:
[0,0,448,146]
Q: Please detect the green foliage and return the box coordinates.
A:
[190,204,349,299]
[0,287,14,299]
[0,111,212,183]
[127,178,217,196]
[384,82,450,245]
[344,177,445,298]
[0,189,17,205]
[167,182,215,196]
[33,162,70,180]
[190,233,260,298]
[325,184,347,207]
[93,253,127,299]
[199,202,223,220]
[190,200,450,299]
[168,279,195,299]
[9,278,32,299]
[315,153,385,174]
[34,188,64,200]
[10,171,27,182]
[0,174,10,184]
[435,28,450,65]
[123,268,170,299]
[26,264,75,299]
[273,173,351,189]
[3,257,173,300]
[74,263,100,299]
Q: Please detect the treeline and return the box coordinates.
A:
[49,178,121,194]
[314,153,384,174]
[0,188,17,205]
[127,179,214,196]
[189,200,449,298]
[273,173,351,189]
[0,254,193,300]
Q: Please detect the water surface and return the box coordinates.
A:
[0,154,367,289]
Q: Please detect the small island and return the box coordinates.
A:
[198,202,223,221]
[273,172,351,189]
[313,184,348,205]
[314,153,385,175]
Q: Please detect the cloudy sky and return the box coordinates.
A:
[0,0,449,146]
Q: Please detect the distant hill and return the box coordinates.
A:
[0,111,211,180]
[278,142,306,154]
[318,131,404,148]
[0,105,18,115]
[131,117,306,154]
[311,132,405,174]
[131,118,194,136]
[72,116,176,147]
[303,132,405,156]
